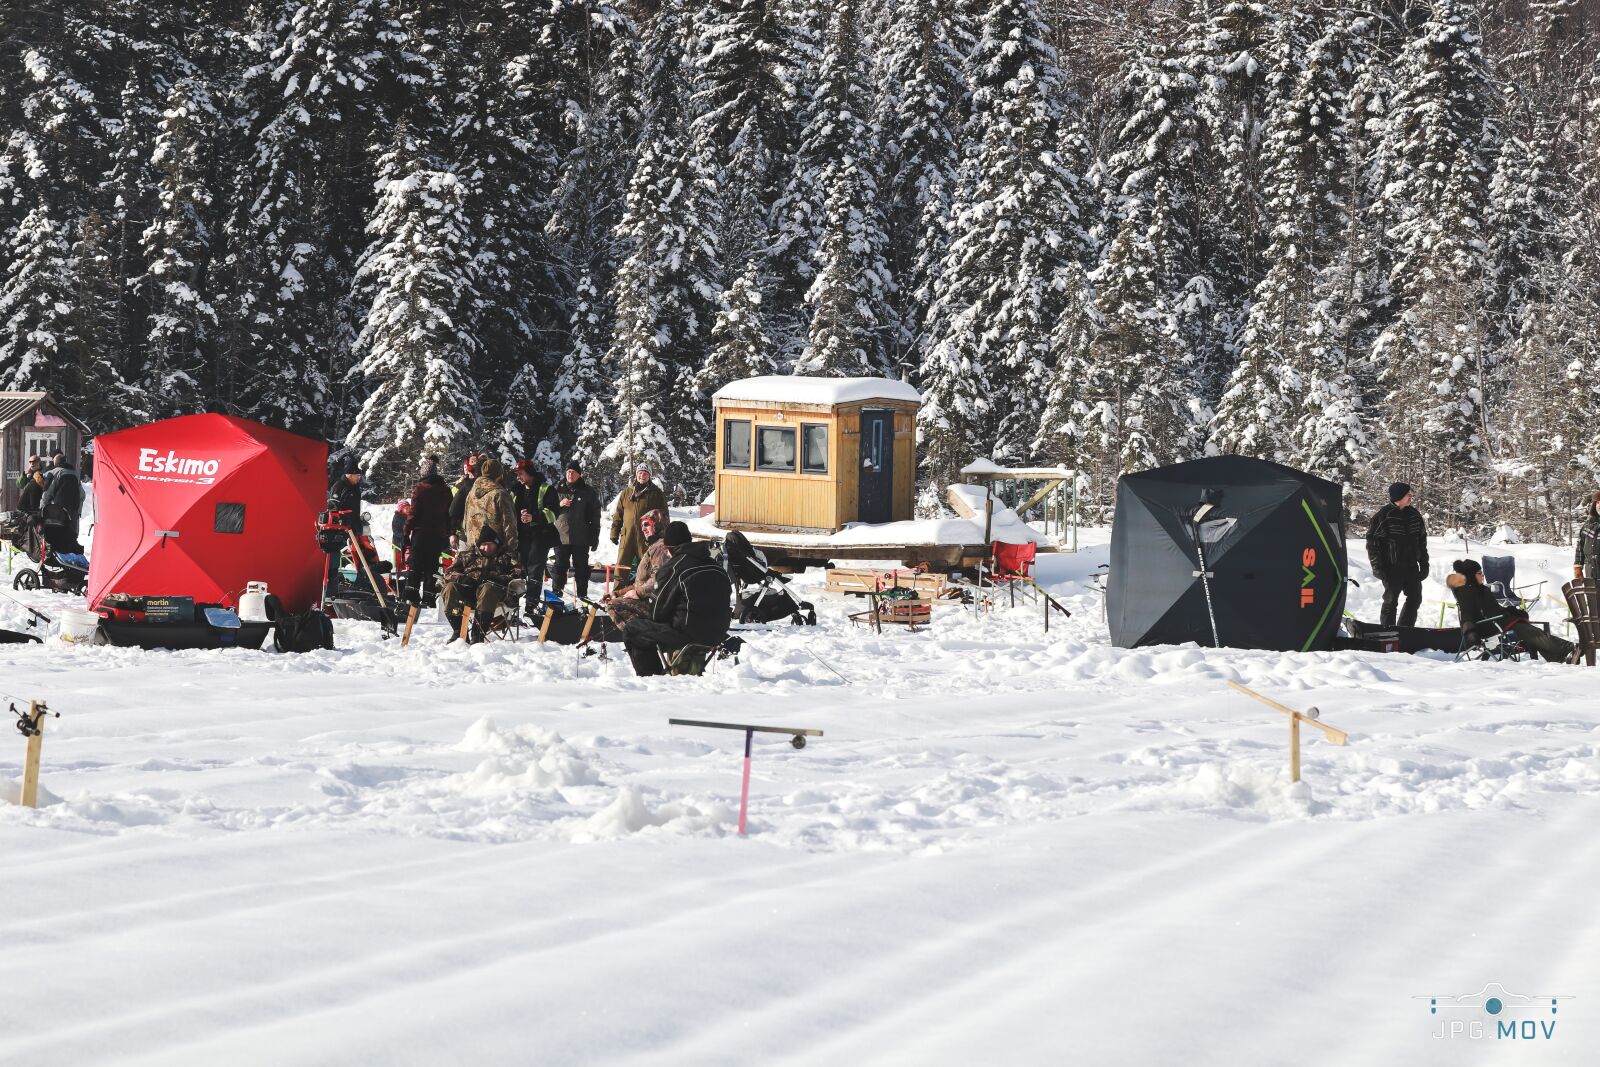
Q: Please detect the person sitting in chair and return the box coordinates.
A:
[1447,559,1576,664]
[605,508,670,631]
[624,521,732,676]
[442,526,522,644]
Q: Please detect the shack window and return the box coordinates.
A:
[756,426,797,472]
[215,502,245,534]
[723,419,751,469]
[801,424,828,474]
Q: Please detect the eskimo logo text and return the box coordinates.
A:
[1300,547,1316,607]
[137,448,221,484]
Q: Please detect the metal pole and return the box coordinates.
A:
[738,728,753,836]
[1192,528,1221,647]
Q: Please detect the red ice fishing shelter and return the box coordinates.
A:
[87,414,328,613]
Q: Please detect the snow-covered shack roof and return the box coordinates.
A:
[712,376,921,408]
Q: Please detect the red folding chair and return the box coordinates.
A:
[978,541,1037,608]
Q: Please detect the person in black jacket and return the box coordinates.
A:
[329,457,366,535]
[624,521,733,676]
[17,467,45,514]
[512,460,559,615]
[39,453,84,553]
[1574,491,1600,581]
[1366,482,1428,628]
[448,452,480,546]
[406,456,453,606]
[551,461,602,601]
[1448,559,1575,663]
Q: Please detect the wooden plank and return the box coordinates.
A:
[579,605,598,643]
[538,608,555,644]
[20,702,43,808]
[458,606,473,642]
[401,604,419,647]
[1227,681,1349,745]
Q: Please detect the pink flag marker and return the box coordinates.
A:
[668,718,823,837]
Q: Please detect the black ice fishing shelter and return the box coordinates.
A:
[1108,456,1347,652]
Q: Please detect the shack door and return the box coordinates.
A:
[859,409,894,524]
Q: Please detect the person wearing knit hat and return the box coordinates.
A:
[1447,557,1578,663]
[1366,480,1428,629]
[404,453,453,606]
[551,461,602,600]
[463,457,520,556]
[608,465,668,571]
[512,460,559,615]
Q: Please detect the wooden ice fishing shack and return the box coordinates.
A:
[711,376,920,533]
[0,392,90,512]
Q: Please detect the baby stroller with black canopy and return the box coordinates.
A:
[720,529,815,625]
[2,511,89,594]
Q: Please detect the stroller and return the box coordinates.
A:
[2,511,89,594]
[720,529,815,625]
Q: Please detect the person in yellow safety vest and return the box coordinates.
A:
[514,460,560,618]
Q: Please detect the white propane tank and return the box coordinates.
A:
[239,581,270,622]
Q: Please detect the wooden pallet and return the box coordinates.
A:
[826,567,948,598]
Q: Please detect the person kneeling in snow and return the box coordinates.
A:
[442,526,522,644]
[624,521,732,676]
[1447,559,1576,663]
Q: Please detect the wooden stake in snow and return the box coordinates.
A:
[458,606,473,642]
[401,604,419,647]
[13,701,56,808]
[668,719,823,835]
[1227,681,1348,784]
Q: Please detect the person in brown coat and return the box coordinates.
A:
[464,458,520,556]
[605,509,670,630]
[609,466,669,570]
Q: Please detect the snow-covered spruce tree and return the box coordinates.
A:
[0,203,74,391]
[1031,259,1098,475]
[1213,11,1354,467]
[873,0,965,372]
[61,207,143,429]
[543,270,613,471]
[1500,260,1600,540]
[1081,185,1195,509]
[1102,30,1211,401]
[697,259,776,397]
[918,0,1083,483]
[690,0,798,276]
[1370,2,1496,526]
[541,22,637,467]
[599,3,721,498]
[796,0,893,376]
[1186,2,1280,295]
[217,0,414,435]
[139,76,218,420]
[344,167,483,494]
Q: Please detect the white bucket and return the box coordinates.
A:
[59,607,101,644]
[238,581,270,623]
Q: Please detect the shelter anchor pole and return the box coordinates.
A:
[1228,681,1348,784]
[15,701,55,808]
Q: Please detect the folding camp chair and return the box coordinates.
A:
[1482,555,1544,612]
[978,541,1038,607]
[1562,579,1600,666]
[1450,581,1528,663]
[660,635,744,676]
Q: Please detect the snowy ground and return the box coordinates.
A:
[1,520,1597,1064]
